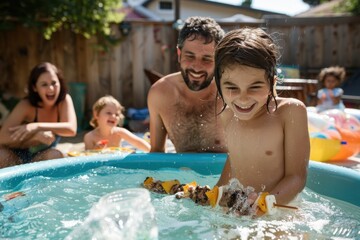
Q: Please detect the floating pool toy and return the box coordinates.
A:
[307,108,360,162]
[67,147,134,157]
[0,191,29,214]
[96,139,109,148]
[255,192,277,215]
[143,177,297,216]
[4,191,25,201]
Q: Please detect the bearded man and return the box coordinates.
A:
[147,16,226,153]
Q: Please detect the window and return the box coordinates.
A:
[159,1,172,10]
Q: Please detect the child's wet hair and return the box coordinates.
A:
[318,66,346,88]
[90,95,125,128]
[214,28,280,113]
[27,62,67,107]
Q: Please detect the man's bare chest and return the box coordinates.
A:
[161,100,224,152]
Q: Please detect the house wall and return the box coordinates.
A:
[145,0,264,21]
[1,16,360,124]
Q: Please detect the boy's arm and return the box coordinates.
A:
[216,108,232,187]
[270,100,310,204]
[216,157,231,186]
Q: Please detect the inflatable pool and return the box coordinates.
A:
[0,153,359,207]
[307,108,360,161]
[0,153,359,239]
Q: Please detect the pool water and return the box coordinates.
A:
[0,166,359,239]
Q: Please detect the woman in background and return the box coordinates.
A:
[0,62,77,168]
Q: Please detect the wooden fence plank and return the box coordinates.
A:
[132,23,145,108]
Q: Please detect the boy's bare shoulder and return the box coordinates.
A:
[275,97,307,121]
[276,97,306,110]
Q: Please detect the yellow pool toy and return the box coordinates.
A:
[310,138,342,162]
[309,127,360,162]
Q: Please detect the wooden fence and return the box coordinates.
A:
[1,16,360,124]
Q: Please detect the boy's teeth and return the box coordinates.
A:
[240,105,251,109]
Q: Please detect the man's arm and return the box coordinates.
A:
[147,83,168,152]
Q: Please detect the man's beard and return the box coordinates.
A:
[180,68,214,91]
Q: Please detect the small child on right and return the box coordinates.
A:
[316,66,346,112]
[83,95,150,152]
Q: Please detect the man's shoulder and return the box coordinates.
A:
[149,72,182,95]
[153,72,181,85]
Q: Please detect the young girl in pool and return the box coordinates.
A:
[0,62,77,168]
[83,95,150,152]
[214,28,310,207]
[316,66,346,112]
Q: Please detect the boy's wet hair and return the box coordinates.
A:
[177,16,225,50]
[318,66,346,88]
[214,28,280,113]
[27,62,67,107]
[90,95,125,128]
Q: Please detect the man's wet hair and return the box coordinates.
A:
[177,16,225,50]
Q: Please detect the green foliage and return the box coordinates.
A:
[302,0,360,15]
[0,0,125,40]
[340,0,360,15]
[302,0,321,6]
[241,0,252,7]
